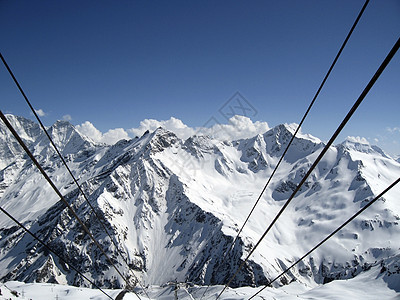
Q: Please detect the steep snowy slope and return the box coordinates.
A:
[0,115,105,228]
[0,115,399,296]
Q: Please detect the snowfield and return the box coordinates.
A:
[1,263,399,300]
[0,114,399,299]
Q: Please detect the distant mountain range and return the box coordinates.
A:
[0,114,399,296]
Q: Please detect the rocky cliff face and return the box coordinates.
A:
[0,115,399,292]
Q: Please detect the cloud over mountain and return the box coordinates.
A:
[75,121,130,145]
[76,115,270,145]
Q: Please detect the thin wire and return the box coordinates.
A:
[182,286,196,300]
[0,51,150,299]
[216,36,400,300]
[200,3,370,298]
[199,1,370,298]
[248,176,400,299]
[0,205,115,300]
[0,110,141,300]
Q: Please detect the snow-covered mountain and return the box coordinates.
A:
[0,114,399,297]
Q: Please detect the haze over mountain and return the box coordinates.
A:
[0,114,399,299]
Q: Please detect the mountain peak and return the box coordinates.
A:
[52,119,73,128]
[342,136,370,147]
[48,119,88,140]
[1,114,41,141]
[268,123,322,144]
[31,119,96,156]
[341,136,388,158]
[276,122,297,134]
[146,127,179,153]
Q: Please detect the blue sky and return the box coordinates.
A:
[1,0,399,155]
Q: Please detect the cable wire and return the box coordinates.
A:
[216,36,400,300]
[200,3,370,299]
[0,110,142,300]
[0,205,114,300]
[0,51,150,299]
[248,176,400,299]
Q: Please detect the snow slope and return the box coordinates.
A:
[1,261,399,300]
[0,114,399,298]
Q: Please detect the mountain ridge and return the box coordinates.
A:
[0,114,399,295]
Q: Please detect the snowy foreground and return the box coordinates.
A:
[1,263,399,300]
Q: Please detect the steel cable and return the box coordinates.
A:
[0,205,115,300]
[248,176,400,299]
[216,36,400,300]
[199,1,370,298]
[0,110,142,300]
[0,51,150,299]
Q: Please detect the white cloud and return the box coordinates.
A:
[129,115,269,141]
[387,127,400,134]
[76,115,270,145]
[62,114,72,121]
[197,115,270,141]
[129,117,195,139]
[76,121,130,145]
[75,121,103,142]
[102,128,130,144]
[345,136,370,145]
[33,109,46,117]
